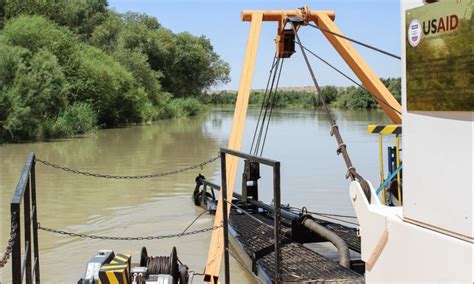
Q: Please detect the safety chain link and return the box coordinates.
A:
[38,224,223,241]
[0,223,18,269]
[35,155,220,179]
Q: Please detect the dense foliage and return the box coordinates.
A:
[0,0,230,142]
[201,78,401,109]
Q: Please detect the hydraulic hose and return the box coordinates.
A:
[301,217,351,268]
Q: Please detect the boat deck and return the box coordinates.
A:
[230,211,364,283]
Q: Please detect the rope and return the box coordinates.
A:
[35,155,220,179]
[307,23,401,60]
[290,20,372,202]
[179,209,209,237]
[376,163,403,195]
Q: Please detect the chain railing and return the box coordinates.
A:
[35,155,220,179]
[38,224,222,241]
[0,223,17,268]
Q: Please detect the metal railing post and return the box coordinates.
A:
[10,152,38,284]
[31,156,40,283]
[220,151,230,284]
[24,178,32,283]
[273,162,281,283]
[11,206,21,284]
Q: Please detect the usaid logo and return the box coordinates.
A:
[408,19,422,47]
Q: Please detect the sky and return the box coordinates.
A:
[108,0,401,90]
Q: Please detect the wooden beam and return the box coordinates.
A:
[203,12,263,283]
[241,9,335,22]
[314,11,402,124]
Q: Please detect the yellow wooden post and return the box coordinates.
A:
[395,135,402,205]
[379,134,386,205]
[313,11,402,124]
[203,12,263,283]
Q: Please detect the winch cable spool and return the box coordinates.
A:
[289,19,372,202]
[141,247,188,283]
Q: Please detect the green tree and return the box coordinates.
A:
[168,32,230,97]
[4,49,69,140]
[4,0,108,39]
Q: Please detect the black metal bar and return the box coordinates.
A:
[10,152,39,284]
[220,148,279,167]
[213,187,300,222]
[202,180,221,190]
[31,156,40,283]
[12,153,34,205]
[219,148,283,283]
[273,163,281,283]
[220,152,230,284]
[202,184,208,206]
[24,181,32,284]
[21,242,30,281]
[11,207,21,284]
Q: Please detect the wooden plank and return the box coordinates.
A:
[366,229,389,271]
[204,12,263,283]
[314,12,402,124]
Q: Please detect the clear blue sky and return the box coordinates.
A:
[108,0,401,90]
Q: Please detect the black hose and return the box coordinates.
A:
[301,218,351,268]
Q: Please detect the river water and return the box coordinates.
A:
[0,108,391,283]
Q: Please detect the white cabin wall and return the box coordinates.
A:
[401,0,474,240]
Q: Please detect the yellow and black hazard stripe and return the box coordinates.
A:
[368,124,401,135]
[98,263,130,284]
[110,253,131,265]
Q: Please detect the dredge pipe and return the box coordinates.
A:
[301,217,351,268]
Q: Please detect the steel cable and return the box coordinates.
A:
[298,43,402,116]
[290,20,372,202]
[250,54,279,154]
[307,23,401,60]
[260,58,285,156]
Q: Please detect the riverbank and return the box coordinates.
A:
[199,78,401,109]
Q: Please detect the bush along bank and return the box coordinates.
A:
[0,1,230,142]
[200,78,401,109]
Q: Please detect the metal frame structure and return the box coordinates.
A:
[205,7,402,281]
[219,148,281,284]
[11,152,40,284]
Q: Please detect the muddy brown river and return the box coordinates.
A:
[1,108,391,283]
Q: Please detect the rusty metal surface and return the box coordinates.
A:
[230,212,364,283]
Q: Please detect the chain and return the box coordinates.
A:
[35,155,220,179]
[0,223,17,269]
[38,224,222,241]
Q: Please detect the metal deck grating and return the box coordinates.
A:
[230,212,364,283]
